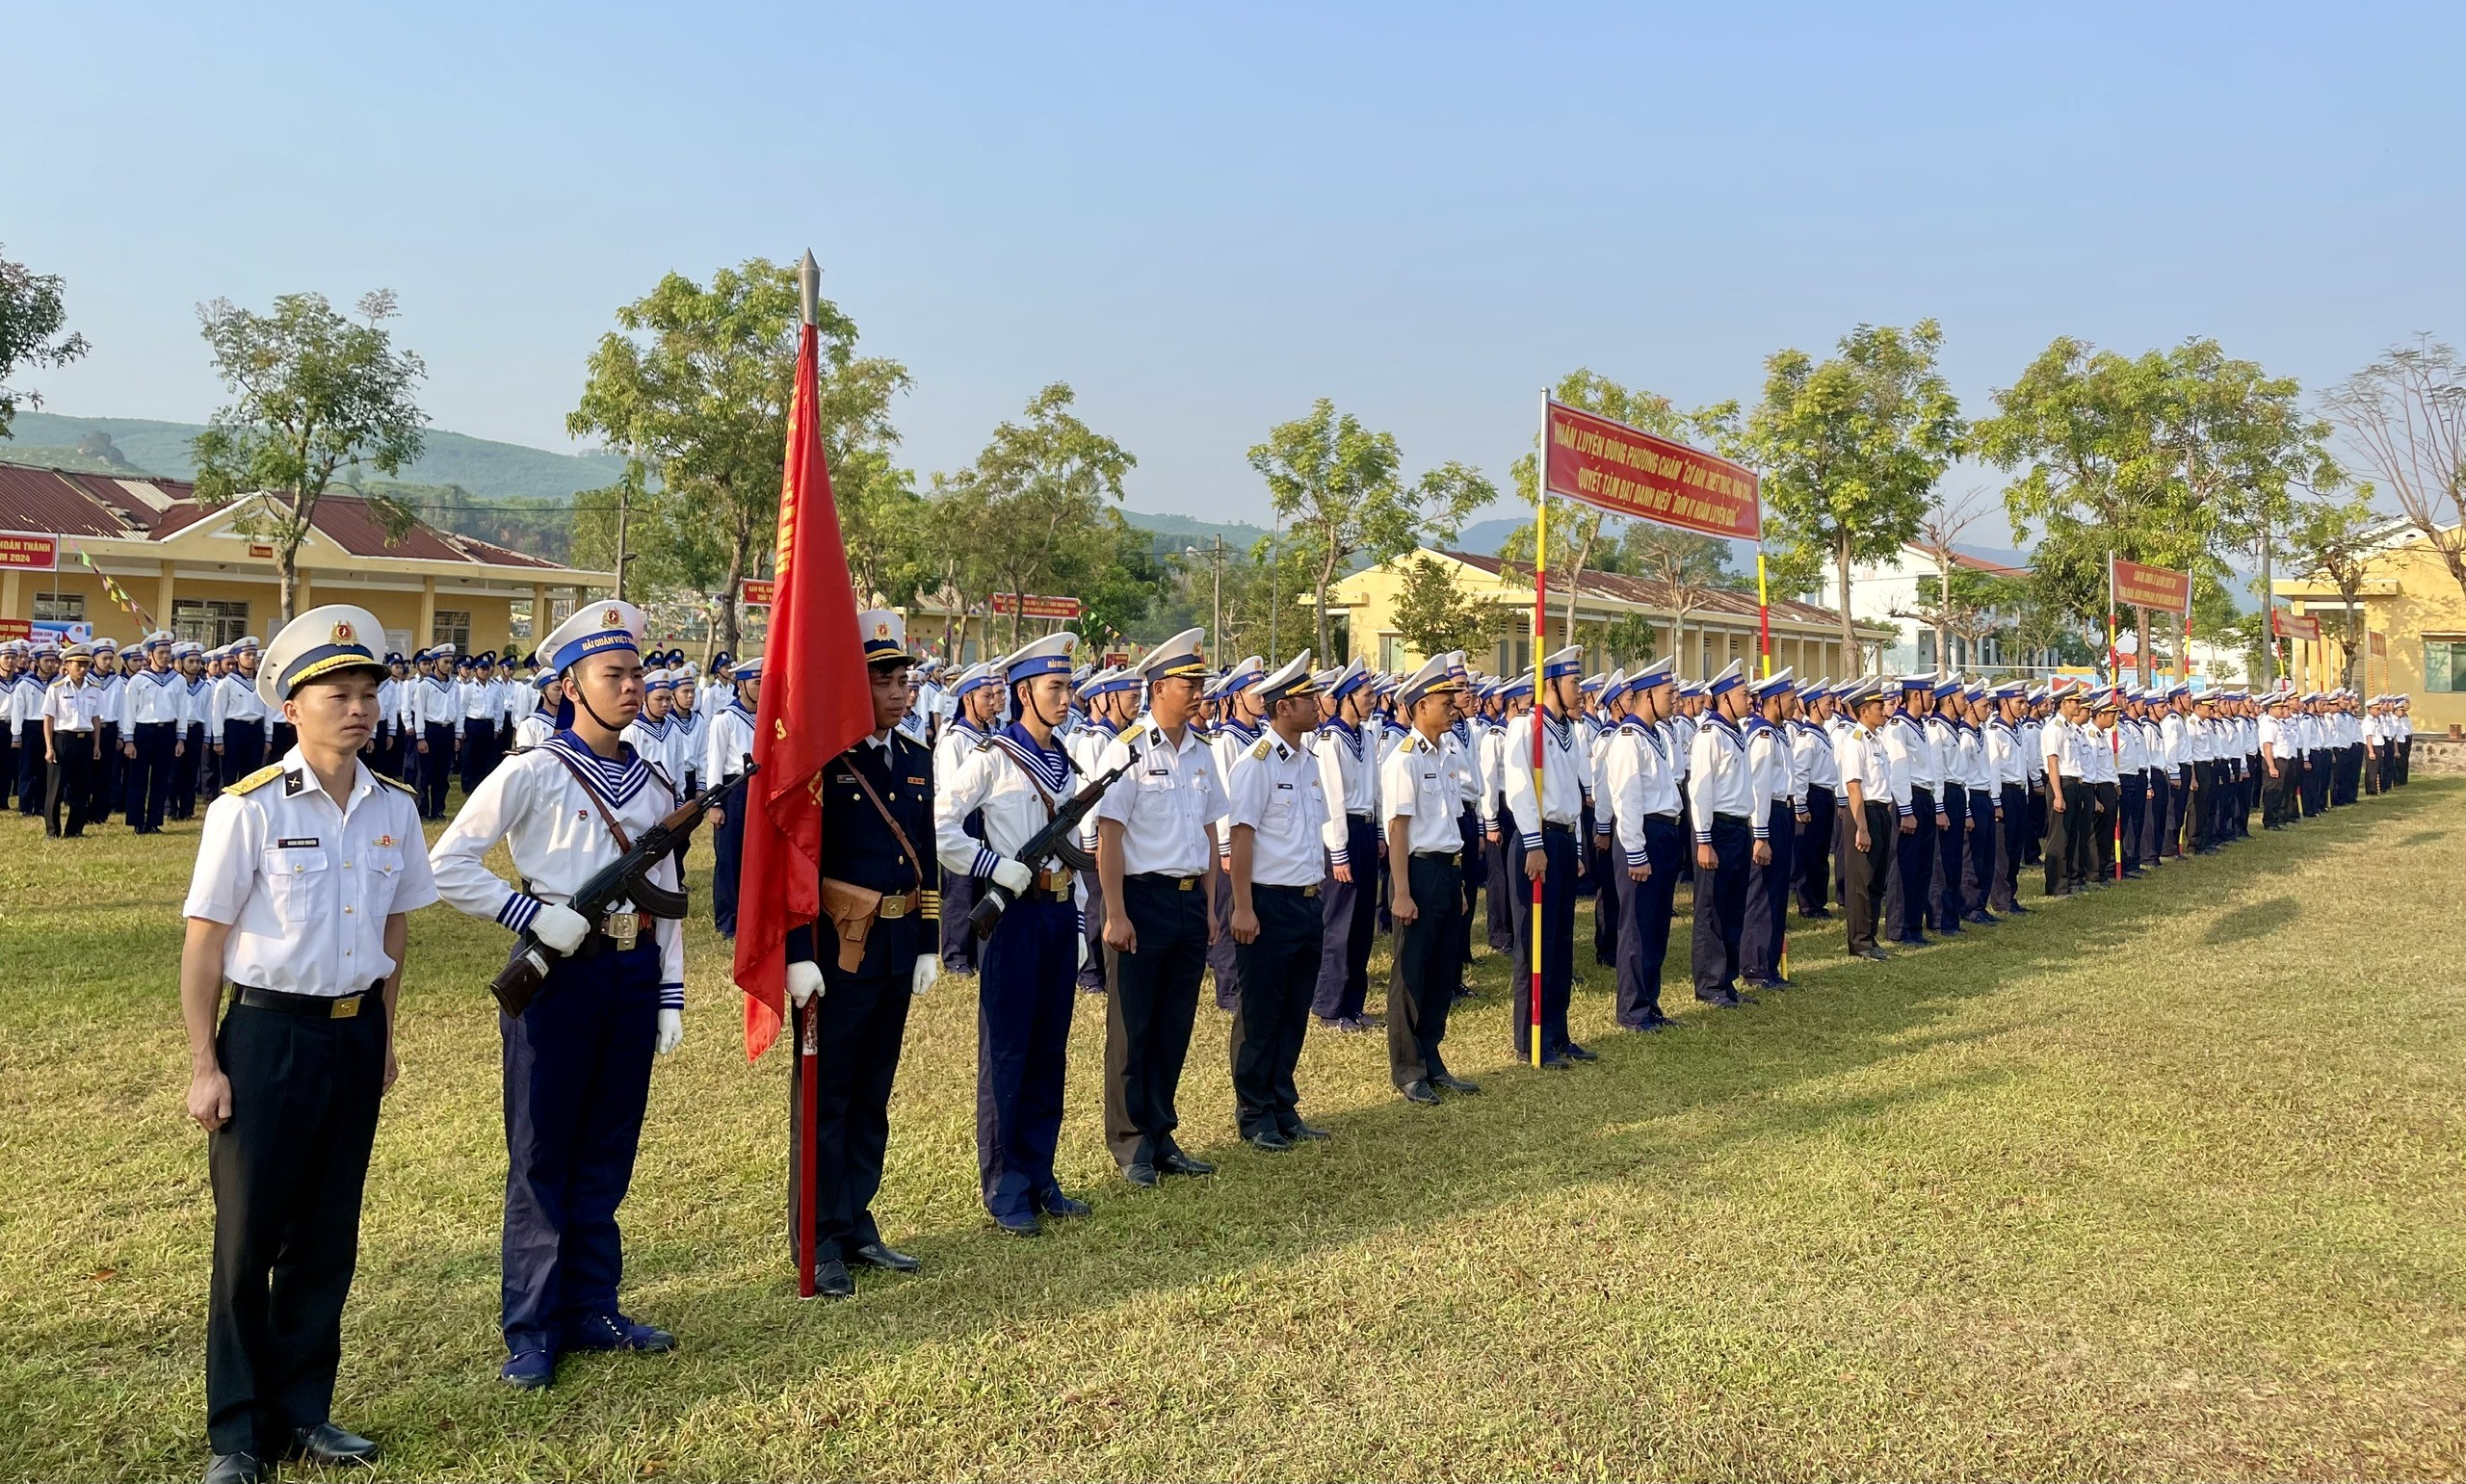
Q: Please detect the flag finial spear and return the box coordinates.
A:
[800,250,820,327]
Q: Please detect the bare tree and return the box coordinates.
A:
[1621,525,1736,678]
[2324,337,2466,607]
[1893,486,2013,671]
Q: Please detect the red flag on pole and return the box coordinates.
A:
[732,251,875,1065]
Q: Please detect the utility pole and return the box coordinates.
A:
[2259,522,2276,690]
[613,474,632,604]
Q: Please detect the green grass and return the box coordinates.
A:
[3,783,2463,1479]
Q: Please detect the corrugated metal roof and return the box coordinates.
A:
[0,463,137,538]
[1445,551,1882,631]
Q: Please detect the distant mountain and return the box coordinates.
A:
[1453,517,1521,557]
[2,410,628,500]
[1117,508,1273,558]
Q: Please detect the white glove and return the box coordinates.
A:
[911,955,940,996]
[655,1007,683,1055]
[786,959,825,1009]
[991,858,1034,895]
[534,903,590,954]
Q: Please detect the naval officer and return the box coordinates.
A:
[1223,652,1332,1150]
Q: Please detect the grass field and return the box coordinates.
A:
[3,780,2463,1480]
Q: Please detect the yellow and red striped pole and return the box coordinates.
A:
[1530,391,1548,1069]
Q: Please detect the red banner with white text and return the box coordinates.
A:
[1541,400,1760,540]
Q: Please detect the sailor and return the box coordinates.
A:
[932,662,1001,975]
[1068,666,1140,996]
[1381,652,1480,1105]
[1921,675,1970,934]
[1478,675,1531,954]
[409,644,459,820]
[429,600,688,1390]
[1223,652,1331,1150]
[1310,658,1382,1032]
[42,644,108,837]
[1500,644,1592,1066]
[2042,685,2092,893]
[1449,657,1494,975]
[11,643,48,814]
[703,656,762,938]
[938,632,1095,1236]
[1791,677,1839,921]
[1830,679,1898,961]
[174,641,212,818]
[1090,629,1226,1186]
[178,605,433,1484]
[1687,660,1770,1006]
[1984,682,2031,914]
[513,674,561,751]
[118,631,187,834]
[1740,667,1804,991]
[459,651,505,794]
[1880,674,1944,945]
[89,636,125,824]
[1597,659,1683,1029]
[1202,657,1266,1012]
[780,612,940,1298]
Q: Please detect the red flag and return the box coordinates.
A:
[732,275,874,1064]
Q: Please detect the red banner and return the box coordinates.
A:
[1541,400,1760,540]
[2270,610,2321,641]
[2112,557,2191,613]
[0,533,58,570]
[0,619,28,641]
[739,579,775,608]
[989,591,1083,619]
[2370,631,2387,658]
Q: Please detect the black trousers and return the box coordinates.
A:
[15,718,42,814]
[1929,785,1967,931]
[1461,807,1491,970]
[1076,871,1108,992]
[788,965,912,1264]
[206,993,386,1455]
[1742,800,1796,982]
[1991,783,2025,912]
[417,723,456,818]
[1103,875,1208,1170]
[1387,853,1463,1088]
[1229,884,1325,1137]
[2117,775,2145,872]
[91,720,118,820]
[1690,814,1752,1003]
[1889,786,1936,939]
[1484,811,1517,950]
[1613,816,1682,1028]
[130,719,178,832]
[459,722,496,795]
[46,733,98,836]
[175,721,206,817]
[1964,788,1997,912]
[2044,785,2078,896]
[1842,800,1893,954]
[1310,815,1378,1022]
[1509,826,1578,1056]
[1796,785,1836,915]
[1587,822,1619,967]
[2185,762,2214,850]
[2087,781,2117,882]
[1205,865,1240,1011]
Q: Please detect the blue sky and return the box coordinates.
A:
[9,1,2461,532]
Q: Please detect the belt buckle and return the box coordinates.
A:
[879,894,909,920]
[1042,868,1073,894]
[330,995,360,1020]
[1177,875,1195,892]
[606,911,640,950]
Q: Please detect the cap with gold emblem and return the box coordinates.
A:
[256,604,391,708]
[858,608,914,665]
[539,599,647,675]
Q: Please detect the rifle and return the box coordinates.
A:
[970,746,1141,937]
[488,764,760,1018]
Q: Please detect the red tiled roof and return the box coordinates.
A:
[0,459,582,573]
[1441,551,1887,631]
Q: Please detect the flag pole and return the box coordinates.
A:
[1530,391,1547,1070]
[792,247,822,1300]
[1759,544,1782,980]
[2107,552,2121,882]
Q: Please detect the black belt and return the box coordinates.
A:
[1541,821,1578,835]
[1714,812,1750,823]
[1127,872,1202,891]
[231,981,383,1018]
[1412,849,1461,864]
[1347,811,1373,822]
[1255,882,1322,899]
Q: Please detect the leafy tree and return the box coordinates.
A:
[1597,612,1662,668]
[191,290,427,621]
[2324,337,2466,611]
[1248,398,1491,662]
[1618,524,1736,677]
[1079,509,1176,653]
[1389,555,1511,664]
[568,258,908,655]
[0,246,90,439]
[2284,486,2402,688]
[1745,320,1966,667]
[946,382,1135,649]
[836,447,931,609]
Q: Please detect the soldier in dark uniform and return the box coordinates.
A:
[782,611,940,1298]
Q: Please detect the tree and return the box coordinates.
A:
[568,258,909,656]
[0,246,90,440]
[191,290,427,621]
[1079,509,1176,654]
[948,383,1135,648]
[1389,555,1511,664]
[2284,487,2402,688]
[1597,612,1662,668]
[1618,524,1736,677]
[2324,337,2466,610]
[1248,398,1491,662]
[1745,320,1967,668]
[1894,487,2016,672]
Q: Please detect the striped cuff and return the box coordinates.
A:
[1217,838,1233,859]
[1752,821,1771,840]
[970,845,1001,881]
[1518,830,1541,851]
[1692,827,1712,845]
[1329,846,1349,867]
[657,982,685,1010]
[1896,803,1914,818]
[497,892,544,933]
[1623,845,1648,868]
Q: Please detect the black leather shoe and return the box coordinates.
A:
[1537,1054,1571,1070]
[204,1451,264,1484]
[1123,1161,1161,1187]
[852,1241,920,1273]
[288,1421,380,1466]
[1800,906,1834,920]
[811,1259,855,1299]
[994,1210,1042,1237]
[1159,1151,1216,1177]
[1283,1121,1331,1141]
[1622,1017,1673,1033]
[1036,1188,1090,1219]
[1401,1080,1442,1106]
[1430,1072,1481,1095]
[1853,947,1890,962]
[1245,1130,1293,1152]
[1562,1041,1598,1061]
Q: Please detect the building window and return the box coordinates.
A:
[1379,634,1399,670]
[172,599,249,649]
[1918,629,1937,666]
[33,591,83,623]
[433,610,472,652]
[2427,638,2466,693]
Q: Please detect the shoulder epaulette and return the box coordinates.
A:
[975,735,995,752]
[1249,736,1273,759]
[226,764,285,795]
[376,772,415,794]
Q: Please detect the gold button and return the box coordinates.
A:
[345,906,354,915]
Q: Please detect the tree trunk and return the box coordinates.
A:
[1835,531,1858,674]
[717,535,748,658]
[276,543,299,624]
[1316,548,1339,663]
[1561,515,1597,654]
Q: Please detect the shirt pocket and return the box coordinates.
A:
[261,847,330,920]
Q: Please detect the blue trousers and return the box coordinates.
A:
[1509,826,1578,1056]
[977,898,1077,1222]
[2119,774,2147,872]
[15,719,41,814]
[1613,815,1682,1028]
[1964,789,1997,912]
[1929,785,1966,932]
[1690,815,1751,1002]
[417,724,455,818]
[129,720,177,831]
[712,795,745,937]
[1889,786,1936,940]
[1310,815,1379,1022]
[499,943,659,1355]
[1742,800,1796,983]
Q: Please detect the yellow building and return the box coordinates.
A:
[2279,526,2466,736]
[1325,549,1895,680]
[0,461,614,655]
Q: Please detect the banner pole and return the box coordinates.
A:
[2107,554,2121,881]
[1756,547,1771,678]
[1530,391,1547,1070]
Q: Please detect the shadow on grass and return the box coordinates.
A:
[2203,895,2300,945]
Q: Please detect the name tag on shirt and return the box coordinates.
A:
[276,837,319,848]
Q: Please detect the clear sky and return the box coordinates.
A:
[9,1,2461,531]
